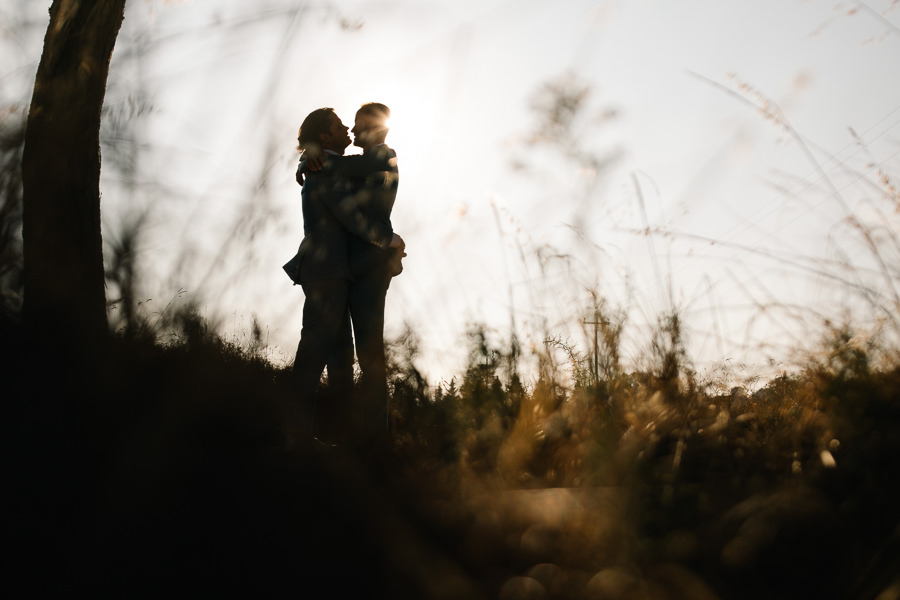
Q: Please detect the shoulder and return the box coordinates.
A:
[330,153,368,179]
[372,145,396,159]
[336,154,363,167]
[304,156,340,179]
[366,145,398,170]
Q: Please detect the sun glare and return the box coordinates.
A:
[382,94,436,153]
[339,85,439,172]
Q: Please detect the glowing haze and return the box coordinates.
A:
[4,0,899,384]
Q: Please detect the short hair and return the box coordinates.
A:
[297,107,335,151]
[357,102,390,127]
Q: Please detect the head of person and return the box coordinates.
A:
[352,102,390,150]
[297,107,351,155]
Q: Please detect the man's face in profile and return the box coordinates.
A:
[352,112,385,149]
[321,113,351,154]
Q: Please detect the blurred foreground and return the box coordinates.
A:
[4,306,899,600]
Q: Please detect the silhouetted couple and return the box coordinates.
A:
[285,103,405,448]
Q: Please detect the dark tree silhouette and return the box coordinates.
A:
[21,0,126,343]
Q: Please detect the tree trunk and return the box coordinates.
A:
[21,0,126,344]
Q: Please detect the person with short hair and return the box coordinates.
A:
[343,103,402,446]
[287,107,396,442]
[293,102,405,448]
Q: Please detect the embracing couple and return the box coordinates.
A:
[284,102,405,448]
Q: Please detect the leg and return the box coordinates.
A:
[326,306,354,396]
[292,279,350,431]
[319,307,355,442]
[348,268,391,444]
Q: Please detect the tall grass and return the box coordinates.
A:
[3,63,899,600]
[382,319,899,600]
[380,75,900,599]
[5,256,898,599]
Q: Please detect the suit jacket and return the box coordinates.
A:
[335,145,399,278]
[287,154,393,285]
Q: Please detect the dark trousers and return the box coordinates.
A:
[293,279,354,435]
[348,265,392,442]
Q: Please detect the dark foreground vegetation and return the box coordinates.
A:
[5,2,899,597]
[4,304,899,600]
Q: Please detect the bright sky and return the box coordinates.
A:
[4,0,900,385]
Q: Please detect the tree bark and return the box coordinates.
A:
[21,0,126,343]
